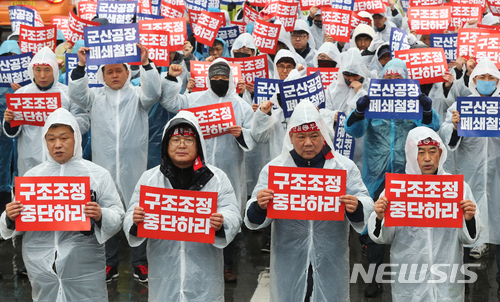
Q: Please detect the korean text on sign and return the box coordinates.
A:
[447,3,482,30]
[353,0,385,14]
[322,8,352,43]
[385,173,464,228]
[78,1,97,21]
[267,166,347,220]
[243,5,259,24]
[194,11,224,47]
[19,25,57,54]
[52,16,71,41]
[181,102,237,140]
[161,2,184,18]
[334,112,355,160]
[216,26,240,50]
[394,48,447,85]
[190,61,242,93]
[9,6,35,33]
[474,34,500,69]
[139,18,187,51]
[409,0,443,5]
[225,54,269,84]
[97,0,137,24]
[457,97,500,137]
[407,6,451,35]
[456,28,493,59]
[489,0,500,16]
[276,1,299,32]
[84,23,140,66]
[252,19,281,55]
[332,0,354,11]
[307,67,339,90]
[300,0,332,10]
[137,186,217,243]
[6,93,61,127]
[390,28,411,58]
[350,12,371,31]
[139,30,169,67]
[68,11,100,44]
[366,79,422,120]
[0,53,32,87]
[430,33,457,62]
[65,53,103,88]
[278,70,326,118]
[254,78,282,110]
[185,0,209,10]
[15,176,91,232]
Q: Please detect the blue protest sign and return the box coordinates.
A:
[279,70,326,118]
[331,0,354,11]
[0,53,32,87]
[97,0,137,24]
[186,0,209,10]
[65,53,103,88]
[400,0,409,13]
[84,23,141,66]
[136,13,164,21]
[457,97,500,137]
[430,33,457,63]
[151,0,161,15]
[334,112,355,160]
[366,79,423,119]
[390,27,411,58]
[254,78,282,110]
[217,26,240,50]
[8,6,35,32]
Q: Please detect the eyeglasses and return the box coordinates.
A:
[169,137,196,146]
[277,64,295,71]
[291,33,308,40]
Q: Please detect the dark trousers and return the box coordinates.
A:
[105,233,148,268]
[359,234,385,283]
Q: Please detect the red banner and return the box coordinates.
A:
[15,176,91,232]
[409,0,444,6]
[384,173,464,228]
[78,1,97,21]
[408,6,451,35]
[488,0,500,16]
[6,93,61,127]
[139,18,187,51]
[322,8,352,43]
[181,102,237,139]
[139,30,169,67]
[51,16,71,41]
[137,0,152,14]
[19,25,57,54]
[161,2,184,18]
[351,12,372,30]
[307,67,339,90]
[243,5,259,24]
[300,0,332,10]
[224,54,269,84]
[267,166,347,221]
[194,11,224,47]
[446,3,482,30]
[188,9,202,26]
[474,34,500,69]
[457,28,493,59]
[68,11,100,44]
[231,21,248,34]
[276,1,299,32]
[248,0,267,7]
[190,61,242,93]
[353,0,385,14]
[252,19,281,55]
[137,186,217,243]
[394,48,447,85]
[477,24,500,32]
[163,0,184,5]
[451,0,485,10]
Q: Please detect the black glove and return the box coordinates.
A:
[356,95,370,114]
[418,93,432,113]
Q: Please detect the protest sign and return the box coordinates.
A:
[185,0,209,10]
[9,5,36,33]
[279,70,326,118]
[225,54,269,84]
[322,8,352,43]
[307,67,339,90]
[51,16,71,41]
[457,97,500,137]
[332,0,355,11]
[151,0,161,15]
[334,112,355,160]
[351,12,372,30]
[243,4,259,24]
[139,30,169,67]
[409,0,444,5]
[407,6,451,35]
[474,34,500,68]
[446,3,482,30]
[137,13,165,21]
[252,19,281,55]
[300,0,332,10]
[430,33,457,62]
[190,61,242,93]
[19,25,57,54]
[6,93,61,127]
[97,0,137,24]
[194,12,224,47]
[216,26,240,50]
[390,28,411,58]
[65,53,103,87]
[160,1,184,18]
[181,102,237,139]
[78,1,98,21]
[457,28,493,59]
[487,0,500,16]
[366,79,422,119]
[276,1,299,32]
[139,18,187,51]
[353,0,385,14]
[68,11,100,44]
[137,0,152,14]
[394,48,447,85]
[231,21,248,34]
[254,78,282,110]
[0,53,32,87]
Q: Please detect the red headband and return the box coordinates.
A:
[383,69,402,77]
[33,63,51,67]
[172,127,197,138]
[291,122,319,133]
[417,137,440,148]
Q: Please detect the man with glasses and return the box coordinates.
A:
[291,20,317,67]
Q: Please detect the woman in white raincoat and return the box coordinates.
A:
[123,111,241,301]
[368,126,482,302]
[2,47,90,177]
[440,58,500,267]
[0,108,124,302]
[245,100,374,302]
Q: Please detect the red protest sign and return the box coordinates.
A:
[409,0,443,6]
[252,19,281,55]
[457,28,493,59]
[163,0,184,5]
[139,30,169,67]
[161,1,184,18]
[446,3,482,30]
[474,34,500,69]
[248,0,267,7]
[488,0,500,16]
[51,16,71,41]
[137,186,217,243]
[15,176,91,232]
[322,8,352,43]
[307,67,339,90]
[477,24,500,32]
[137,0,152,14]
[276,1,299,32]
[68,10,100,44]
[6,93,61,127]
[78,1,97,21]
[451,0,485,10]
[351,12,372,30]
[19,25,57,54]
[224,54,269,84]
[190,61,242,93]
[300,0,332,10]
[243,5,259,24]
[267,166,347,221]
[139,18,186,51]
[188,9,202,26]
[194,11,224,47]
[212,12,227,27]
[181,102,238,139]
[353,0,386,14]
[394,48,447,85]
[384,173,464,228]
[231,21,248,34]
[408,6,451,35]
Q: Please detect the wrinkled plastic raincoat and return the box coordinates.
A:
[312,41,341,68]
[368,126,482,302]
[293,19,317,67]
[159,58,256,208]
[309,10,324,50]
[68,62,161,204]
[0,108,124,302]
[440,58,500,245]
[123,111,241,302]
[345,59,441,197]
[245,100,374,302]
[2,47,90,177]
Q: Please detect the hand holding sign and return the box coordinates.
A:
[210,213,224,231]
[340,195,359,213]
[257,189,274,210]
[460,199,476,221]
[374,196,389,221]
[6,200,24,221]
[83,201,102,221]
[452,109,459,130]
[77,47,90,66]
[4,109,14,123]
[138,43,149,66]
[133,206,145,225]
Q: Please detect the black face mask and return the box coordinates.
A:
[313,20,322,28]
[318,59,337,68]
[210,79,229,97]
[344,77,364,87]
[233,52,252,58]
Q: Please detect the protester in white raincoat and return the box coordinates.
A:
[0,108,124,302]
[292,19,317,67]
[309,9,324,50]
[312,41,341,69]
[2,47,89,177]
[245,100,374,301]
[440,58,500,263]
[368,126,481,302]
[123,111,241,301]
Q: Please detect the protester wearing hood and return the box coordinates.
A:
[273,49,299,80]
[1,108,124,302]
[245,100,373,301]
[307,6,324,50]
[440,58,500,269]
[204,38,230,60]
[368,43,391,79]
[124,111,241,301]
[3,47,90,177]
[312,41,341,69]
[372,10,400,43]
[369,127,481,302]
[266,21,308,75]
[351,24,376,52]
[291,19,317,67]
[68,44,161,282]
[230,33,258,101]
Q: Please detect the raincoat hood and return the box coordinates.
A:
[313,42,341,67]
[56,29,66,42]
[482,13,500,26]
[380,58,408,79]
[96,62,132,90]
[293,19,316,50]
[273,49,298,79]
[71,40,85,54]
[468,58,500,96]
[0,40,21,55]
[405,126,447,175]
[203,37,230,59]
[337,48,371,86]
[230,33,256,57]
[350,24,376,49]
[41,108,83,164]
[206,57,237,97]
[28,47,59,84]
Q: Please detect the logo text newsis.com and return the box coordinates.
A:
[350,263,480,284]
